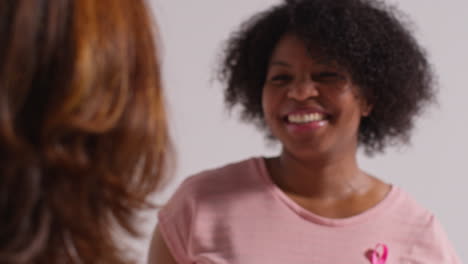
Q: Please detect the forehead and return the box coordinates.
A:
[269,33,338,68]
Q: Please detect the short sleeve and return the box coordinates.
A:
[158,178,198,264]
[406,214,461,263]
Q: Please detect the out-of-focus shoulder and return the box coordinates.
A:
[180,158,258,189]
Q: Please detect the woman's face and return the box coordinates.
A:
[262,34,371,160]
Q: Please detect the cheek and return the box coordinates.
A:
[261,89,267,114]
[342,104,365,132]
[261,88,274,116]
[261,88,280,129]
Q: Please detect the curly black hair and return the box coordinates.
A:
[218,0,436,154]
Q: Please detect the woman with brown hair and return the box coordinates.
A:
[0,0,169,263]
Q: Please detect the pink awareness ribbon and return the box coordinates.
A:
[371,243,388,264]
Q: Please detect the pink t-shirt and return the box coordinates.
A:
[158,158,461,264]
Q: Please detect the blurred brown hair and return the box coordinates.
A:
[0,0,169,263]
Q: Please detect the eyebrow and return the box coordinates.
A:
[269,60,291,67]
[268,58,347,78]
[269,59,339,69]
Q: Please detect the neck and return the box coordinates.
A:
[269,148,371,200]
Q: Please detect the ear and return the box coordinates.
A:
[360,99,373,117]
[352,84,373,117]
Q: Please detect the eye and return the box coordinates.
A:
[313,72,344,82]
[267,74,293,85]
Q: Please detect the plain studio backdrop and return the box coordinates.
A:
[127,0,467,262]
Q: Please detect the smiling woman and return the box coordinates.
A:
[149,0,461,263]
[262,34,372,161]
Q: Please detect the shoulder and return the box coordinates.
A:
[389,187,433,224]
[391,188,461,263]
[376,187,434,242]
[176,157,262,198]
[160,157,263,214]
[405,213,461,263]
[156,157,266,250]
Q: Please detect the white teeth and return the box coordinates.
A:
[287,113,325,124]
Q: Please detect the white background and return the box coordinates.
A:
[132,0,467,262]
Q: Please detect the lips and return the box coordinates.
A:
[287,112,326,124]
[283,107,330,122]
[281,108,331,132]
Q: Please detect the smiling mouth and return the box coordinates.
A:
[286,113,327,124]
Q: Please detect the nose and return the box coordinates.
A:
[287,79,319,101]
